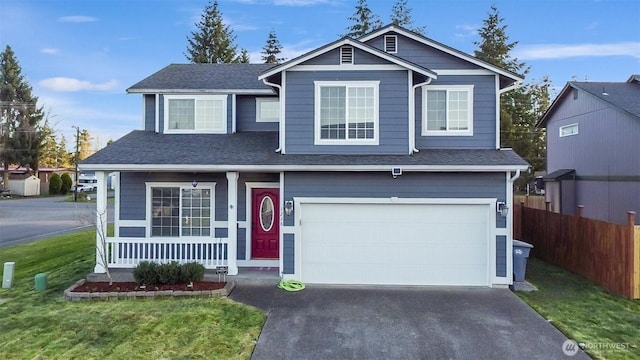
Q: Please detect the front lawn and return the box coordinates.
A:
[0,230,265,359]
[517,259,640,360]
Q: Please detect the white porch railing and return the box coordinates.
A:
[105,237,228,269]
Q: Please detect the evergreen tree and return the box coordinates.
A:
[237,48,251,64]
[0,45,44,188]
[57,135,73,167]
[390,0,425,35]
[261,30,286,64]
[473,5,550,188]
[78,129,94,160]
[185,0,239,63]
[38,116,59,168]
[344,0,382,37]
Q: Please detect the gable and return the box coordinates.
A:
[302,47,395,66]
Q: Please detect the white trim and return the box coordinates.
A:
[559,123,579,137]
[313,80,380,146]
[290,64,406,72]
[495,228,508,236]
[359,26,523,83]
[94,171,109,273]
[128,88,275,95]
[245,182,280,262]
[226,172,239,275]
[433,69,495,76]
[142,95,146,130]
[340,46,354,65]
[155,94,159,133]
[495,74,500,149]
[163,94,228,134]
[144,181,217,238]
[258,38,437,80]
[81,164,530,172]
[118,220,146,228]
[408,70,414,154]
[292,197,497,287]
[279,172,285,276]
[422,85,474,137]
[231,94,237,133]
[114,172,121,237]
[384,35,397,53]
[255,97,280,123]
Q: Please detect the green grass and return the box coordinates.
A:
[517,259,640,360]
[0,230,265,359]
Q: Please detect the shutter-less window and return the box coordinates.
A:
[340,46,354,64]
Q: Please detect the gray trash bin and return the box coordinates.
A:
[513,240,534,282]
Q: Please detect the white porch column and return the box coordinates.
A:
[226,171,239,275]
[94,171,108,273]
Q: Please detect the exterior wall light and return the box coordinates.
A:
[284,201,294,216]
[497,201,509,217]
[192,180,198,188]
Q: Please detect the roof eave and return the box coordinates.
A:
[126,88,276,95]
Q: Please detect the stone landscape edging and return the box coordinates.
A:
[64,279,235,301]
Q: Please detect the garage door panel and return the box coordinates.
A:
[300,202,490,286]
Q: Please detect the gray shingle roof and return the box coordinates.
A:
[80,131,528,170]
[570,81,640,118]
[127,64,277,93]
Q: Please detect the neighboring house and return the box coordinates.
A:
[80,25,528,287]
[537,75,640,225]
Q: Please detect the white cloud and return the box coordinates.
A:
[58,15,97,23]
[514,42,640,60]
[454,24,478,39]
[39,78,119,92]
[41,48,60,55]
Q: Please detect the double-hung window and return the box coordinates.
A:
[148,183,215,237]
[422,85,474,136]
[314,81,379,145]
[164,95,227,133]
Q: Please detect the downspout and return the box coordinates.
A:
[410,76,433,154]
[262,78,284,153]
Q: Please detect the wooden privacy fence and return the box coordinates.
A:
[514,203,640,299]
[514,195,547,210]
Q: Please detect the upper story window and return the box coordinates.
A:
[314,81,379,145]
[559,123,579,137]
[256,98,280,122]
[340,46,354,65]
[164,95,226,133]
[422,85,474,136]
[384,35,397,53]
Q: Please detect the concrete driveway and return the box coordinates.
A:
[230,285,590,360]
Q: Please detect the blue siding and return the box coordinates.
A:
[144,94,155,131]
[283,234,295,274]
[415,75,497,149]
[496,235,507,277]
[285,70,409,154]
[119,172,227,222]
[215,228,228,238]
[364,33,481,70]
[238,228,246,260]
[236,95,279,132]
[120,227,146,238]
[303,48,393,66]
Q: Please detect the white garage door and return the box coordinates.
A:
[300,202,490,286]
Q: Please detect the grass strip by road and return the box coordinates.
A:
[516,259,640,360]
[0,230,265,359]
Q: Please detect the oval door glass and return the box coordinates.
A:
[260,196,274,232]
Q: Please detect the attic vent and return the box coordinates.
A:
[384,35,397,53]
[340,46,354,64]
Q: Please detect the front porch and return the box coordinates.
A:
[90,170,282,277]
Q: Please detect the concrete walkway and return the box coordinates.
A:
[230,285,590,360]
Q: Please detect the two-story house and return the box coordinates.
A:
[81,25,528,287]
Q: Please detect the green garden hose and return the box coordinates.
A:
[278,279,305,292]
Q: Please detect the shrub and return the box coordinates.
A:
[133,261,158,285]
[48,173,62,195]
[181,262,205,283]
[157,261,182,285]
[60,173,72,194]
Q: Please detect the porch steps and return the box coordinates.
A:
[86,267,280,286]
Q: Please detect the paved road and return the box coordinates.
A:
[0,196,113,248]
[230,285,590,360]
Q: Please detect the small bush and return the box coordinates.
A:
[157,261,182,285]
[49,173,62,195]
[60,173,72,194]
[181,262,205,283]
[133,261,158,285]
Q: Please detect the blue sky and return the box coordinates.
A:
[1,0,639,149]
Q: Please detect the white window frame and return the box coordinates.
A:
[384,35,398,53]
[559,123,579,137]
[340,46,354,65]
[422,85,474,136]
[314,80,380,145]
[163,95,227,134]
[145,182,216,238]
[256,98,280,123]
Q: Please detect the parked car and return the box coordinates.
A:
[71,184,95,192]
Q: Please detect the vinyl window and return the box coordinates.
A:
[423,85,473,136]
[164,95,226,133]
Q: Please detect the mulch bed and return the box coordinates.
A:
[71,281,225,293]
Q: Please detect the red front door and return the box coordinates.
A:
[251,188,279,259]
